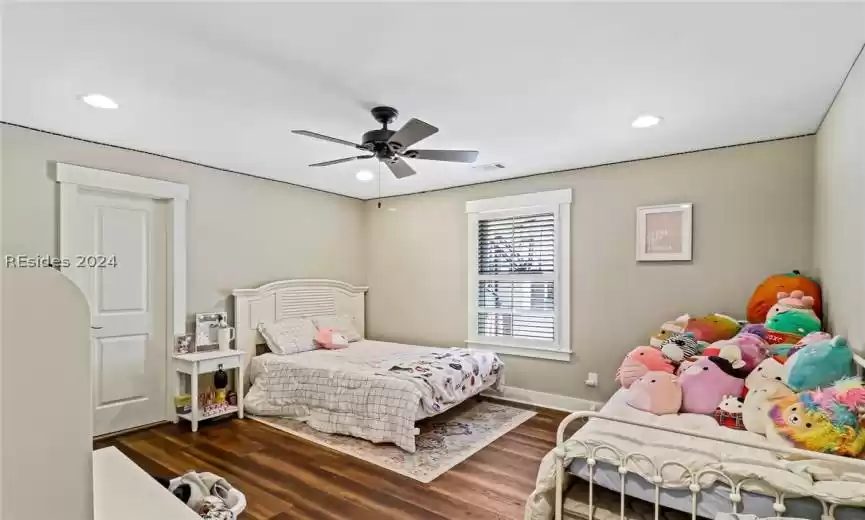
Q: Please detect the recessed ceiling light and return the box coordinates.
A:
[356,170,374,182]
[80,94,119,109]
[631,114,662,128]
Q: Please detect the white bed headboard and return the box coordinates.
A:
[232,279,369,381]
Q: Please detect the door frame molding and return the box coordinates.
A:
[57,162,188,424]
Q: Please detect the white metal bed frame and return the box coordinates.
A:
[552,352,865,520]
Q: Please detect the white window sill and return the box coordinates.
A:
[465,340,572,361]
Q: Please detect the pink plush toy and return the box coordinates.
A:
[630,346,675,372]
[704,333,769,373]
[627,371,682,415]
[616,358,647,389]
[314,328,349,349]
[767,290,817,321]
[679,356,747,415]
[616,346,674,388]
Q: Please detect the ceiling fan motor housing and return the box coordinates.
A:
[362,128,396,147]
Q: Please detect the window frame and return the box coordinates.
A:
[465,189,572,361]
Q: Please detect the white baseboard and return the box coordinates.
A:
[483,385,602,413]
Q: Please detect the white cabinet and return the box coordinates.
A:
[93,447,200,520]
[2,268,93,520]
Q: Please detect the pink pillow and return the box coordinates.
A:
[314,328,349,350]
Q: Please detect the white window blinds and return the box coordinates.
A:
[476,213,556,341]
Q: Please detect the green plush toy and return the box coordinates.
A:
[766,309,821,337]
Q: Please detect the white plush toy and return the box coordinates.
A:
[742,380,794,434]
[744,358,785,391]
[718,344,747,369]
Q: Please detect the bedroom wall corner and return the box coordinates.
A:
[813,44,865,354]
[365,137,815,401]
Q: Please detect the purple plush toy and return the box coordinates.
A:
[739,323,767,339]
[678,356,748,415]
[704,333,769,373]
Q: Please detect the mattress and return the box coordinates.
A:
[567,390,865,518]
[248,340,499,416]
[245,339,503,451]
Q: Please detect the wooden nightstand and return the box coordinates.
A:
[172,350,244,432]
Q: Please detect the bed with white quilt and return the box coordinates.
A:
[526,387,865,520]
[233,279,504,452]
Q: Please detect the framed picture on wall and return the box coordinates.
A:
[636,203,693,261]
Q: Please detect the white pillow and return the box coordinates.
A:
[258,318,317,355]
[312,314,362,342]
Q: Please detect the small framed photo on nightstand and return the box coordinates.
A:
[174,333,194,354]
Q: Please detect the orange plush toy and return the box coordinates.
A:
[747,271,822,324]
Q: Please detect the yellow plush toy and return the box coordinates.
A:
[650,313,741,349]
[650,315,689,348]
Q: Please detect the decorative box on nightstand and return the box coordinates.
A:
[172,350,244,432]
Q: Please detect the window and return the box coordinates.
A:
[465,189,571,361]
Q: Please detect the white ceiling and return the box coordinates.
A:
[3,3,864,199]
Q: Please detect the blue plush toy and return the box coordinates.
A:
[784,335,855,391]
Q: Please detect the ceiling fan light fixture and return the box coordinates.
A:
[80,93,119,109]
[355,169,374,182]
[631,114,662,128]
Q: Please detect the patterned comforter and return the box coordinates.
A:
[245,340,504,452]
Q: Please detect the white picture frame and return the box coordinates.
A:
[636,203,693,261]
[195,312,227,348]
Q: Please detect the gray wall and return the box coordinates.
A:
[2,123,820,402]
[1,124,367,325]
[365,137,815,401]
[814,47,865,352]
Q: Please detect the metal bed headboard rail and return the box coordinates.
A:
[553,411,865,520]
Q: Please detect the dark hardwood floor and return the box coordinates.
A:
[95,401,568,520]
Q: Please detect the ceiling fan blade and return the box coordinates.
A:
[403,149,479,163]
[385,158,417,179]
[308,155,373,167]
[292,130,364,150]
[387,118,438,150]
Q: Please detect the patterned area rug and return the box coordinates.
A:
[250,400,535,483]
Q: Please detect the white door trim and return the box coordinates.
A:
[57,162,188,424]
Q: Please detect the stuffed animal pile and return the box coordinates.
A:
[614,270,865,460]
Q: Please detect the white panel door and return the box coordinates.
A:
[73,189,168,436]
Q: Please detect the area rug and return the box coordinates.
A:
[250,400,535,483]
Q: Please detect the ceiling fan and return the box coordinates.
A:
[292,106,479,179]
